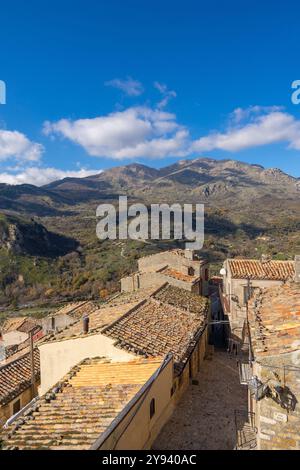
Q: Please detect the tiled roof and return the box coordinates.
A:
[2,318,27,334]
[0,349,40,406]
[159,267,198,283]
[103,290,209,375]
[106,286,162,307]
[153,284,208,315]
[52,301,98,319]
[228,259,294,281]
[1,317,41,335]
[17,319,41,335]
[1,357,162,450]
[248,282,300,357]
[40,287,162,344]
[42,301,144,343]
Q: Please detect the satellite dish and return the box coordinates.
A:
[220,268,226,276]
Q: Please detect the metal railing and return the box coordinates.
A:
[234,410,257,450]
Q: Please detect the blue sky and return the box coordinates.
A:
[1,0,300,185]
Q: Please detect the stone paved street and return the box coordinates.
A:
[152,349,248,450]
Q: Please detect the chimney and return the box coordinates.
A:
[82,315,90,334]
[295,256,300,283]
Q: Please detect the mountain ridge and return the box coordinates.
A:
[1,157,299,215]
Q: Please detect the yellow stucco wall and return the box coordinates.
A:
[0,384,39,428]
[39,333,135,394]
[98,358,174,450]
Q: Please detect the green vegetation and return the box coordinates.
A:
[0,158,299,313]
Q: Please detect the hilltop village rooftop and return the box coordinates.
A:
[121,249,209,296]
[1,251,300,451]
[1,357,165,450]
[248,281,300,358]
[1,283,210,450]
[226,258,295,281]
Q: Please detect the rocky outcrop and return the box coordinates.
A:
[0,214,79,257]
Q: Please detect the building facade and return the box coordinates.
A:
[246,280,300,450]
[121,249,209,296]
[220,257,295,344]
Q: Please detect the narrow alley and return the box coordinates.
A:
[152,349,249,450]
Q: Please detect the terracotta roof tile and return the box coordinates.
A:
[103,286,209,375]
[159,267,198,283]
[1,357,162,450]
[0,350,40,406]
[1,318,27,334]
[248,282,300,357]
[52,301,98,319]
[228,259,294,281]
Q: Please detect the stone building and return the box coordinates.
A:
[121,249,209,296]
[0,318,43,361]
[219,257,295,344]
[1,283,210,450]
[0,349,40,428]
[245,280,300,450]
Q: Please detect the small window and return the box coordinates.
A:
[150,398,155,419]
[243,286,257,305]
[13,399,21,415]
[204,268,209,281]
[51,316,55,330]
[188,267,195,276]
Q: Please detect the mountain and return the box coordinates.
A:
[0,183,73,216]
[0,157,299,310]
[1,158,299,213]
[44,157,300,205]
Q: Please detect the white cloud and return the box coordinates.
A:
[43,106,189,159]
[191,109,300,153]
[228,105,283,125]
[154,81,177,109]
[0,167,101,186]
[45,105,300,160]
[0,129,43,162]
[105,77,144,96]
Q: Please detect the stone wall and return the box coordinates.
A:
[251,356,300,450]
[121,271,197,293]
[138,251,203,276]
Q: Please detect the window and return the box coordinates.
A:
[51,316,55,330]
[150,398,156,419]
[188,267,195,276]
[13,399,21,415]
[243,286,257,305]
[204,268,209,281]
